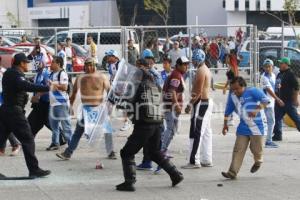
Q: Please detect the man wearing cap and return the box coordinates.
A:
[0,53,51,177]
[260,59,284,148]
[273,57,300,141]
[56,58,116,161]
[182,49,214,169]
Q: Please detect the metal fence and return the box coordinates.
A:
[0,25,259,90]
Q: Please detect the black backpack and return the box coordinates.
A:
[50,70,73,95]
[135,73,164,124]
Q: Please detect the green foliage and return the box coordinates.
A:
[6,11,20,27]
[144,0,170,24]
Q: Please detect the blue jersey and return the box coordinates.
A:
[225,87,270,136]
[160,70,171,83]
[34,68,50,103]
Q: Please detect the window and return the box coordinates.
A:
[100,32,121,44]
[267,0,271,10]
[57,33,68,43]
[284,49,300,61]
[72,33,85,45]
[235,0,239,9]
[87,32,98,44]
[133,32,139,44]
[256,0,260,10]
[223,0,225,8]
[245,0,249,10]
[260,49,278,61]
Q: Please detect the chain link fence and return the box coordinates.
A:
[0,25,259,90]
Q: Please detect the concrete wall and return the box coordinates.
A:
[0,0,29,28]
[226,11,247,36]
[187,0,228,36]
[90,0,120,26]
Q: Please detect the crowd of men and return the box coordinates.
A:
[0,32,300,192]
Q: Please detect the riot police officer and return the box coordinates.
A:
[0,53,51,178]
[116,61,184,192]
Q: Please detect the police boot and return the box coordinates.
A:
[116,158,136,192]
[160,160,184,187]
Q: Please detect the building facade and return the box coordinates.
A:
[0,0,120,29]
[187,0,300,36]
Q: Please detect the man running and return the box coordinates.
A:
[56,58,116,160]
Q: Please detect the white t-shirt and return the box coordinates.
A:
[64,47,73,65]
[0,67,6,93]
[49,70,69,106]
[260,72,276,108]
[169,49,183,68]
[57,50,67,70]
[228,41,236,50]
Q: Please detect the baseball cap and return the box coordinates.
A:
[13,53,30,65]
[263,59,274,66]
[142,49,155,59]
[192,49,206,63]
[278,57,291,65]
[176,56,190,65]
[84,57,95,65]
[105,50,119,58]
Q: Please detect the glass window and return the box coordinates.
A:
[57,33,68,43]
[284,49,300,61]
[100,32,120,44]
[72,33,85,45]
[87,32,98,44]
[260,49,278,60]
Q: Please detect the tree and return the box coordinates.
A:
[144,0,171,36]
[283,0,299,47]
[6,12,21,27]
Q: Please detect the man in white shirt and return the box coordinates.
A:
[57,42,67,70]
[260,59,284,148]
[64,38,74,72]
[48,56,72,150]
[169,41,182,68]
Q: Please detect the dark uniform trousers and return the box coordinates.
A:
[121,123,166,167]
[0,106,39,172]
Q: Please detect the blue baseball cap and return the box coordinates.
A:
[192,49,206,63]
[263,59,274,66]
[105,50,119,58]
[142,49,154,59]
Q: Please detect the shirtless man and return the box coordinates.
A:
[56,58,116,160]
[182,49,214,169]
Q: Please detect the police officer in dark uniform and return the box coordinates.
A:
[0,53,51,178]
[116,62,184,192]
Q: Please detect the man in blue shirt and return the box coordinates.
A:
[222,76,270,179]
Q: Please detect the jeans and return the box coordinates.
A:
[264,107,275,143]
[49,105,72,145]
[66,119,114,155]
[273,102,300,139]
[66,64,73,72]
[0,133,20,149]
[161,111,178,152]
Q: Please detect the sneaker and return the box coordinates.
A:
[10,145,21,156]
[200,163,213,167]
[29,168,51,178]
[107,151,117,160]
[46,144,60,151]
[250,163,261,173]
[120,122,131,131]
[136,161,153,171]
[181,163,201,169]
[0,149,5,156]
[265,141,279,148]
[221,171,236,179]
[56,151,71,160]
[154,166,162,175]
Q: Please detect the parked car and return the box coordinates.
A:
[238,40,289,68]
[0,47,23,68]
[259,46,300,77]
[48,43,88,72]
[0,37,16,47]
[12,44,54,71]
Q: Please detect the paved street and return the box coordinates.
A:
[1,86,300,200]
